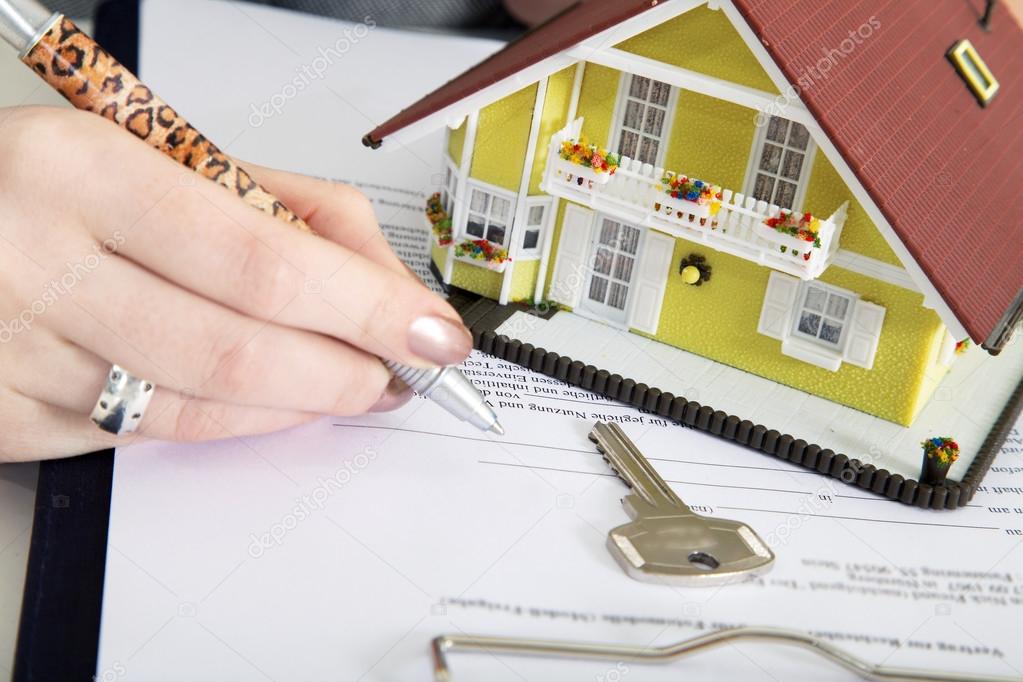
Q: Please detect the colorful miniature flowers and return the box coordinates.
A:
[559,137,620,175]
[920,436,960,485]
[955,339,970,355]
[425,192,453,246]
[921,437,960,465]
[454,238,511,269]
[764,211,822,250]
[661,172,721,206]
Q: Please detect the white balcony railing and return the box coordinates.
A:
[540,118,846,280]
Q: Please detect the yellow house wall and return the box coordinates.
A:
[646,237,945,425]
[447,119,466,164]
[452,261,503,299]
[430,243,504,300]
[802,150,901,266]
[470,83,537,191]
[663,91,754,190]
[529,66,575,195]
[510,260,540,301]
[614,6,779,93]
[575,63,618,149]
[542,201,570,305]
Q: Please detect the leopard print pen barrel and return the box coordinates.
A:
[0,0,505,434]
[1,0,311,231]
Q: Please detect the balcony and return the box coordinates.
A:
[540,119,847,280]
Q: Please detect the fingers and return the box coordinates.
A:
[0,392,119,463]
[1,327,413,458]
[240,162,407,276]
[63,121,470,367]
[38,243,399,416]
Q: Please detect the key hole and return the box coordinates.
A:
[687,551,720,571]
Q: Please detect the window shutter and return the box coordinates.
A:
[757,271,800,340]
[626,229,675,334]
[547,205,594,307]
[843,300,886,369]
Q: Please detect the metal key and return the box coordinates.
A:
[589,422,774,586]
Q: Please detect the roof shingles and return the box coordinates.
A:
[731,0,1023,348]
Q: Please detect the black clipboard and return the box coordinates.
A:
[13,4,138,679]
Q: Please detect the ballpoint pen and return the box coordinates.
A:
[0,0,504,435]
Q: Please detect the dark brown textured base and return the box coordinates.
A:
[449,292,1023,511]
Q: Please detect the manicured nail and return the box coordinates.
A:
[370,376,414,412]
[407,315,472,366]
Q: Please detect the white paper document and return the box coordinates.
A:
[98,1,1023,680]
[101,353,1023,681]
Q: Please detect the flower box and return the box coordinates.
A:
[550,156,614,188]
[454,238,511,273]
[756,211,822,259]
[554,138,620,187]
[654,173,722,227]
[425,192,453,247]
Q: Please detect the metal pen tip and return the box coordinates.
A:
[489,422,505,436]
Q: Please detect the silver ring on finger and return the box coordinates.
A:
[90,364,155,435]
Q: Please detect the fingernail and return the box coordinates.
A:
[407,315,472,366]
[370,376,414,412]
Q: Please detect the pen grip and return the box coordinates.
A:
[21,16,311,232]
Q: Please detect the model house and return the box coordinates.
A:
[365,0,1023,427]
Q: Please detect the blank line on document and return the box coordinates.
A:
[717,505,1000,531]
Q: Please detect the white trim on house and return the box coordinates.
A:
[565,60,585,122]
[519,195,553,260]
[444,110,478,284]
[535,61,586,303]
[569,46,815,128]
[607,72,679,168]
[378,0,706,150]
[500,76,549,304]
[717,0,970,341]
[741,114,816,213]
[831,250,919,293]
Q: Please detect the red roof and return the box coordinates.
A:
[733,0,1023,351]
[366,0,1023,350]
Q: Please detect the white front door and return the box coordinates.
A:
[580,216,644,326]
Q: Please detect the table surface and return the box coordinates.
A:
[0,22,87,677]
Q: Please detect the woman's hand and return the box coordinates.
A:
[0,106,473,461]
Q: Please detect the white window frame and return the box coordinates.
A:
[463,180,516,248]
[440,157,458,215]
[742,114,816,212]
[519,196,552,260]
[790,281,858,352]
[757,272,886,372]
[608,72,678,168]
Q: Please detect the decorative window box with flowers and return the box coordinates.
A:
[654,172,722,226]
[757,211,822,260]
[425,192,453,247]
[551,137,620,189]
[454,238,511,273]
